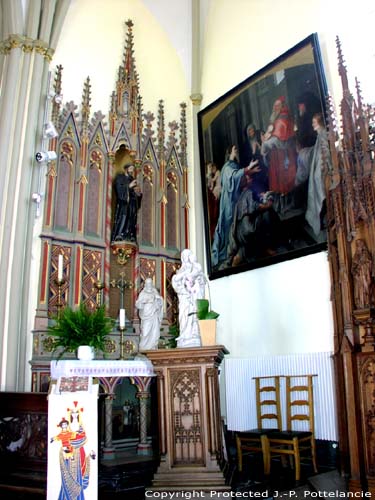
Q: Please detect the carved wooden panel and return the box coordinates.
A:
[140,165,154,246]
[358,356,375,477]
[82,249,102,310]
[48,244,71,316]
[54,140,76,231]
[170,368,203,466]
[166,260,178,325]
[166,173,178,250]
[140,257,156,283]
[86,149,103,236]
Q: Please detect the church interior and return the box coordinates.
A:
[1,0,375,498]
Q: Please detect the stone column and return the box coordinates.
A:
[99,376,121,460]
[0,0,71,391]
[131,376,152,455]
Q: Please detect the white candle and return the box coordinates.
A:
[119,308,125,328]
[97,268,101,282]
[58,254,63,281]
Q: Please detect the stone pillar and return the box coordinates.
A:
[99,376,120,461]
[131,376,152,455]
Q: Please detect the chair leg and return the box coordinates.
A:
[311,436,318,473]
[260,434,270,475]
[293,437,301,482]
[236,435,243,472]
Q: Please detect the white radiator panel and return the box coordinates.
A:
[224,352,337,441]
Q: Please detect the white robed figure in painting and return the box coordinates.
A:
[172,249,206,348]
[136,278,164,350]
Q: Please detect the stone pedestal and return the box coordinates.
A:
[144,346,230,492]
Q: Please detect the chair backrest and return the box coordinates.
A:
[253,375,282,430]
[285,374,317,433]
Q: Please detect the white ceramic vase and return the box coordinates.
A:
[77,345,94,361]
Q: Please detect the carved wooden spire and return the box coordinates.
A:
[336,36,356,152]
[157,99,165,164]
[81,76,91,135]
[110,19,140,138]
[52,64,63,125]
[355,77,372,174]
[179,102,187,169]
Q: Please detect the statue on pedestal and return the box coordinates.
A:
[172,249,206,348]
[136,278,164,350]
[111,163,142,242]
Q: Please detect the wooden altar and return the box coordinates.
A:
[144,346,230,492]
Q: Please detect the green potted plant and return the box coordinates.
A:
[47,303,114,360]
[196,298,219,346]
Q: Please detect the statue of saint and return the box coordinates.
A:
[135,278,164,350]
[351,239,372,309]
[171,249,206,348]
[111,163,142,242]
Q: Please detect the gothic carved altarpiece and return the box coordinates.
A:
[31,20,188,390]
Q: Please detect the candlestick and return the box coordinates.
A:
[119,325,125,360]
[54,276,66,318]
[58,254,63,281]
[94,279,105,308]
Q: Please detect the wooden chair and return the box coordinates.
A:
[265,374,318,481]
[236,375,282,474]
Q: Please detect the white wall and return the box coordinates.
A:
[200,0,374,357]
[213,252,333,356]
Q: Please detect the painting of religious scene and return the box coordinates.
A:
[198,34,329,279]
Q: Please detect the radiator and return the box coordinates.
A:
[223,352,337,441]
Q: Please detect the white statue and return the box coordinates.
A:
[171,249,206,348]
[135,278,164,350]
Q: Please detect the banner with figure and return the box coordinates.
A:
[47,378,98,500]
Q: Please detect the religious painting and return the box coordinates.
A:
[198,34,328,279]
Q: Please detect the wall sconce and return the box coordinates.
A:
[35,151,57,163]
[43,121,58,139]
[32,192,42,217]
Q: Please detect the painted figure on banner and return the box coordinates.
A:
[111,163,142,242]
[206,162,221,241]
[352,239,373,309]
[50,402,95,500]
[172,249,206,347]
[135,278,164,350]
[211,145,260,268]
[261,96,297,194]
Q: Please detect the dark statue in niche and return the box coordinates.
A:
[111,163,142,242]
[351,239,372,309]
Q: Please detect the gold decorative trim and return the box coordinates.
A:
[0,35,55,61]
[190,93,203,106]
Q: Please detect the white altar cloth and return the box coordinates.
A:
[50,358,155,378]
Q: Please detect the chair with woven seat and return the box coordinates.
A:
[236,375,282,474]
[265,374,318,481]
